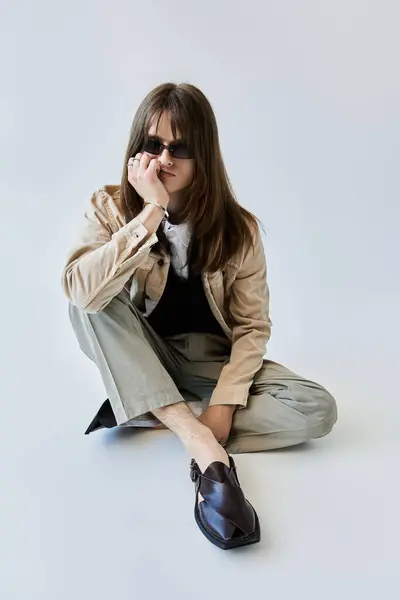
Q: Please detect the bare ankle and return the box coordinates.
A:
[186,429,230,472]
[152,402,230,471]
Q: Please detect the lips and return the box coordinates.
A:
[160,169,175,176]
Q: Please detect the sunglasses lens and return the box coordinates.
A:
[171,143,192,159]
[142,139,162,155]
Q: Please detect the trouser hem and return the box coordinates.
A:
[114,389,184,426]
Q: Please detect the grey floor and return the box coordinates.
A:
[2,328,399,599]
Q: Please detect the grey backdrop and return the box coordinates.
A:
[1,1,399,598]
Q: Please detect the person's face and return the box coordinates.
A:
[143,111,195,200]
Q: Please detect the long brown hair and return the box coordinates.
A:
[119,82,260,273]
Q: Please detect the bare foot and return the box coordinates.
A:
[198,405,236,444]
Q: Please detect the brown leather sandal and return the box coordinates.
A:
[190,455,261,550]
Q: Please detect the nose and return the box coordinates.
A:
[158,147,173,166]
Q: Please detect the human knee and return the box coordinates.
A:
[309,386,338,433]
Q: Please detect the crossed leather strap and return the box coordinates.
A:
[190,458,256,536]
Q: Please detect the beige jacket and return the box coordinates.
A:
[61,185,272,407]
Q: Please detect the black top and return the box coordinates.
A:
[146,261,226,338]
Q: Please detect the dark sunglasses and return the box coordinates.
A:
[142,137,194,159]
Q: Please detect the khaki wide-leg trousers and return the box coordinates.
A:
[68,288,337,454]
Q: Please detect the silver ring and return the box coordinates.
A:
[127,158,140,167]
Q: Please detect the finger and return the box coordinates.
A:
[148,158,161,176]
[127,152,141,165]
[138,152,150,177]
[127,153,142,176]
[132,153,143,177]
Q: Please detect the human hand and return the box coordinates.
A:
[127,152,170,208]
[198,405,237,445]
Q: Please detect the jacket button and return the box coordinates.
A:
[158,259,164,266]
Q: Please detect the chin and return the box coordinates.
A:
[166,180,183,192]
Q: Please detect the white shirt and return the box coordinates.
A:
[162,219,192,279]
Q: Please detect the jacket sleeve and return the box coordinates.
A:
[61,189,158,312]
[209,225,272,407]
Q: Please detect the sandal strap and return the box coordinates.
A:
[190,459,255,535]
